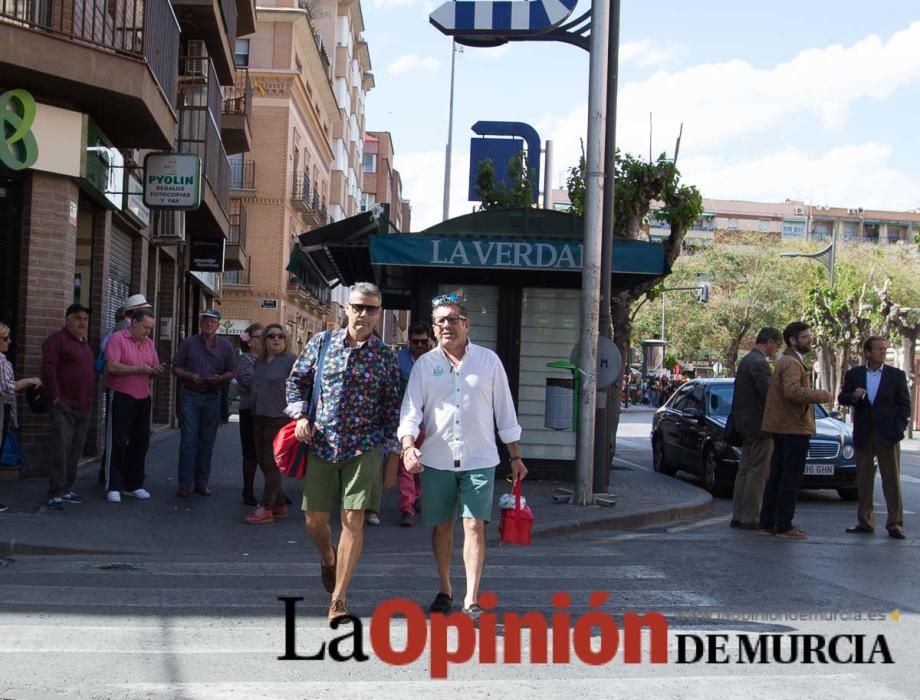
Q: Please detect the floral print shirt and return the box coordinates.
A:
[286,329,401,463]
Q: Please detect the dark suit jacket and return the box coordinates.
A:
[731,347,772,437]
[838,364,912,449]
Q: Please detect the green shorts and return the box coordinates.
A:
[302,448,381,513]
[419,466,496,526]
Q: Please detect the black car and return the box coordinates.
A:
[650,378,858,500]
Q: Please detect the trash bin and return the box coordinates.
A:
[545,377,574,430]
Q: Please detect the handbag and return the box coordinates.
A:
[274,331,332,478]
[1,428,24,467]
[499,479,533,545]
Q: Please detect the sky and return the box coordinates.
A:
[360,0,920,231]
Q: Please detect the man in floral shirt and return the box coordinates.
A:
[286,281,401,621]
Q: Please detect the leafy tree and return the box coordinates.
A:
[475,151,536,210]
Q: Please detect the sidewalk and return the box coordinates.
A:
[0,423,711,556]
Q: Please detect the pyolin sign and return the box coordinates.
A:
[143,153,202,210]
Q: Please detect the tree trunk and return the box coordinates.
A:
[608,291,632,463]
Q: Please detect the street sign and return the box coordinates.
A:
[260,299,278,310]
[430,0,578,39]
[569,336,622,389]
[143,152,202,210]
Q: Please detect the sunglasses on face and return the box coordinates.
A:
[265,333,285,340]
[349,303,380,315]
[432,315,467,326]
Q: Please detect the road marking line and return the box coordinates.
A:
[667,515,732,533]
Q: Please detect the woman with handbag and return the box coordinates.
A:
[1,322,42,512]
[235,323,263,505]
[245,324,297,525]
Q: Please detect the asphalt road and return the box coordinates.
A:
[1,411,917,699]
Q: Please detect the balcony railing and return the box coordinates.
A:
[291,173,313,212]
[223,268,250,285]
[178,55,229,218]
[230,158,255,190]
[228,199,247,251]
[0,0,180,109]
[222,67,252,124]
[219,0,236,49]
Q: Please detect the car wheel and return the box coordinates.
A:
[837,487,858,502]
[652,435,676,476]
[703,448,729,497]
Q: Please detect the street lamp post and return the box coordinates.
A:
[442,40,459,221]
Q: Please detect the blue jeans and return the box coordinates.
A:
[759,433,809,532]
[178,389,221,488]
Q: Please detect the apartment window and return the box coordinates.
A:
[812,222,831,241]
[234,40,250,67]
[782,221,805,238]
[843,222,858,240]
[888,226,904,244]
[863,223,879,242]
[360,192,375,212]
[362,153,376,173]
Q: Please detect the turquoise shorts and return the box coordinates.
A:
[419,466,496,526]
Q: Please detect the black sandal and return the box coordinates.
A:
[430,592,453,614]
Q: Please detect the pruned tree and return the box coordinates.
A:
[475,151,536,210]
[567,147,702,460]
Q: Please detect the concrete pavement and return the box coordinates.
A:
[0,412,711,556]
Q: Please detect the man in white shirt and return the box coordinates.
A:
[399,294,527,620]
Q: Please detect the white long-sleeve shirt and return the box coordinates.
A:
[398,342,522,471]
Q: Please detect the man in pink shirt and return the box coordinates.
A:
[103,308,163,503]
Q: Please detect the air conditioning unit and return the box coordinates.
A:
[185,40,208,77]
[847,208,858,215]
[151,210,186,244]
[794,207,805,215]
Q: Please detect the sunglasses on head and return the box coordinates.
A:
[349,303,380,314]
[265,333,285,340]
[431,292,465,308]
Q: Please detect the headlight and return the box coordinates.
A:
[842,445,854,459]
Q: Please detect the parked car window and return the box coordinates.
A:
[670,385,694,411]
[708,384,733,417]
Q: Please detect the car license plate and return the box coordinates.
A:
[804,464,834,476]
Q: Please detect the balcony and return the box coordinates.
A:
[224,199,248,271]
[223,268,250,286]
[230,158,256,195]
[221,67,252,154]
[170,0,238,84]
[0,0,180,147]
[178,55,230,239]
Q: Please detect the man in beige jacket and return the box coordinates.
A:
[758,321,833,540]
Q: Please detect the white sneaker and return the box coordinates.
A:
[366,513,381,526]
[124,488,151,500]
[106,491,121,503]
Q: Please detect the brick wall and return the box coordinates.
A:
[15,173,81,475]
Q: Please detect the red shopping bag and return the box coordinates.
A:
[273,420,309,479]
[499,479,533,545]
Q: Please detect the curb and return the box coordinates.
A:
[488,490,713,543]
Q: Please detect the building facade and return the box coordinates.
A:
[649,198,920,248]
[219,0,375,351]
[0,0,255,475]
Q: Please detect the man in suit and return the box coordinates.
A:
[730,327,783,529]
[838,336,912,539]
[759,321,833,540]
